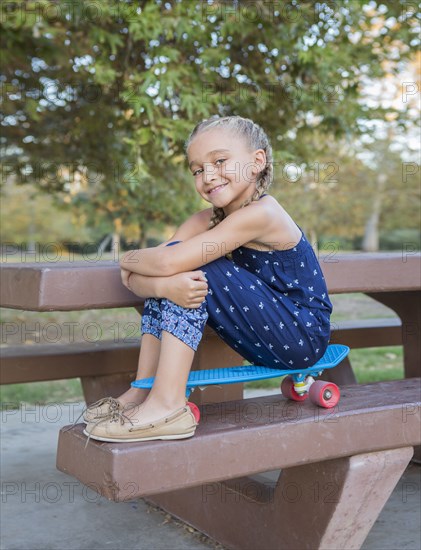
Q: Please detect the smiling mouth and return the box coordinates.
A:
[207,184,227,195]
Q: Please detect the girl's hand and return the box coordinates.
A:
[121,267,133,290]
[165,271,208,309]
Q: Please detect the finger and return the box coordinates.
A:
[190,290,207,300]
[190,297,206,306]
[190,271,207,281]
[194,282,208,291]
[189,303,201,308]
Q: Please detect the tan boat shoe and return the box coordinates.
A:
[83,405,197,443]
[82,396,191,424]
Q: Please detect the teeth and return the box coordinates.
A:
[209,184,226,194]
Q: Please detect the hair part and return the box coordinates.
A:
[185,115,273,229]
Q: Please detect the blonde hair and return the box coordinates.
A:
[185,115,273,229]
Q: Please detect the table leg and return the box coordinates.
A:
[366,291,420,462]
[189,326,245,405]
[80,372,136,405]
[320,355,357,385]
[365,291,420,379]
[147,446,413,550]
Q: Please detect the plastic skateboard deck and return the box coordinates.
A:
[132,344,349,390]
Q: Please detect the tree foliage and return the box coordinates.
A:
[1,0,419,246]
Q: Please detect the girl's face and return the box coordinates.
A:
[187,128,266,216]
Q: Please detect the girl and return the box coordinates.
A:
[84,115,333,443]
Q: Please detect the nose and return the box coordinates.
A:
[202,163,217,184]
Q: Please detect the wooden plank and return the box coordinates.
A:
[1,252,420,310]
[320,252,421,294]
[0,261,140,311]
[0,341,140,384]
[329,317,401,348]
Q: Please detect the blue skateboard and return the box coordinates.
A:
[132,344,350,418]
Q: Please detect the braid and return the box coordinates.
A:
[184,115,274,230]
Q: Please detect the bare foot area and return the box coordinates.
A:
[117,386,150,409]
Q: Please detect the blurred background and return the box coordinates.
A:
[0,0,420,401]
[1,0,419,259]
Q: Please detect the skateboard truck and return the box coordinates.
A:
[292,375,315,395]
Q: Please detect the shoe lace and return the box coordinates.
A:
[63,398,120,432]
[84,407,136,449]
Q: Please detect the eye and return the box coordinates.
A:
[192,159,225,176]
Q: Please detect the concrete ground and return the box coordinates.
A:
[1,391,420,550]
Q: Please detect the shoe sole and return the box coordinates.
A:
[82,429,195,442]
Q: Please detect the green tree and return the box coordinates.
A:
[1,1,419,246]
[0,179,91,250]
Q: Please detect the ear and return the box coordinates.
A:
[251,149,266,175]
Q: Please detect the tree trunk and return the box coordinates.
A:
[111,232,120,258]
[139,224,147,249]
[98,233,112,254]
[111,218,122,260]
[27,210,36,253]
[362,173,387,252]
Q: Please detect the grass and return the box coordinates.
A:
[0,292,404,408]
[1,379,83,409]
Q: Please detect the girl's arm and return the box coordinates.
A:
[126,270,208,309]
[125,271,166,299]
[120,208,212,275]
[120,201,271,276]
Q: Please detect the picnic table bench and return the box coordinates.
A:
[1,250,420,549]
[58,380,420,550]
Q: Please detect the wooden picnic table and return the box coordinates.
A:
[2,250,420,550]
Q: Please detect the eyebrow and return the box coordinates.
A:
[189,149,230,169]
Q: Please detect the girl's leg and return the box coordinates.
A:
[115,332,161,407]
[110,294,166,408]
[85,296,164,422]
[115,261,208,417]
[117,238,189,409]
[126,330,195,425]
[125,273,209,424]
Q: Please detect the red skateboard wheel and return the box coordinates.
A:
[280,376,309,402]
[309,381,340,408]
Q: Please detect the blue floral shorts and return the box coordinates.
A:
[141,296,208,352]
